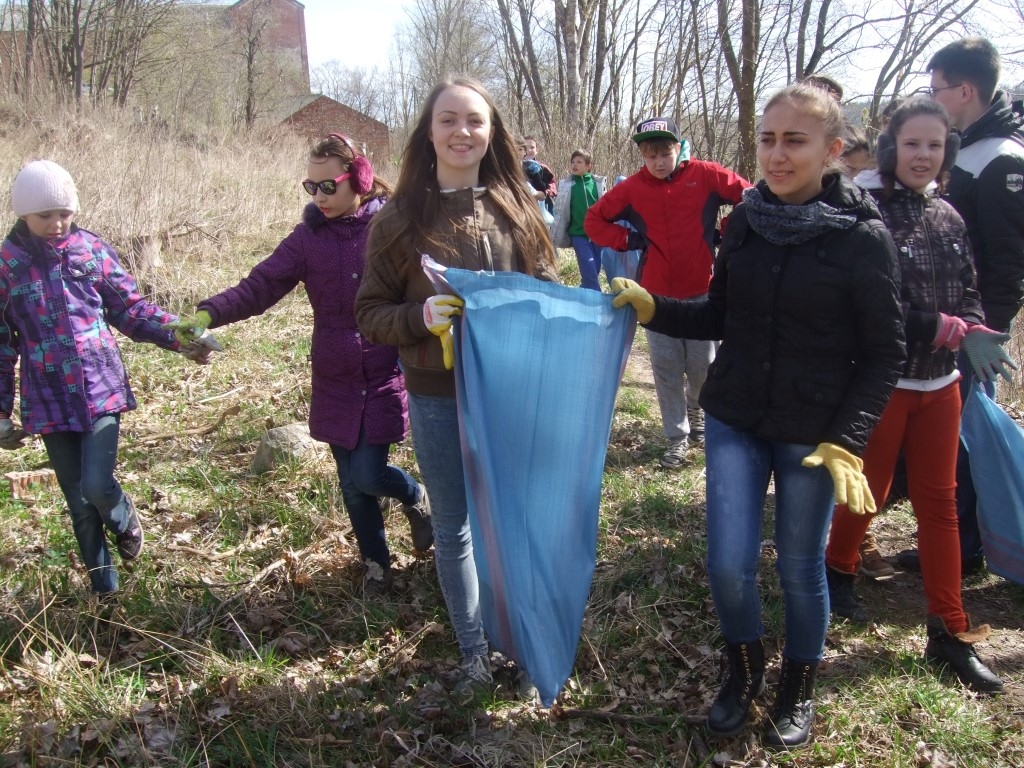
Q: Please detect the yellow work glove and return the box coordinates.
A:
[801,442,876,515]
[163,309,212,344]
[423,294,464,370]
[610,278,655,324]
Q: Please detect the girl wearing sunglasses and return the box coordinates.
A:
[168,134,433,596]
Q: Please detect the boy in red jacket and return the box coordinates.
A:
[586,117,750,467]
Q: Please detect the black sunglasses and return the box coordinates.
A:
[302,172,351,196]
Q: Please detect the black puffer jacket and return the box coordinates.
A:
[645,174,906,455]
[855,170,984,381]
[947,91,1024,332]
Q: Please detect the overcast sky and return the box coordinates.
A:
[301,0,406,72]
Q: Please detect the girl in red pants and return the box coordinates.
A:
[824,97,1003,693]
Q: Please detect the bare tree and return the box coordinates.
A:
[493,0,657,144]
[0,0,179,107]
[717,0,760,180]
[227,0,306,129]
[404,0,500,91]
[2,0,41,99]
[311,62,387,122]
[87,0,178,106]
[232,0,271,128]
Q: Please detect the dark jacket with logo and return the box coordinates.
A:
[644,175,906,455]
[946,91,1024,332]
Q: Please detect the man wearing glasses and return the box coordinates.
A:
[897,37,1024,574]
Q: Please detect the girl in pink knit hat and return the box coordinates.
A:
[0,159,218,596]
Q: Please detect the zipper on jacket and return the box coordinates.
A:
[482,231,494,271]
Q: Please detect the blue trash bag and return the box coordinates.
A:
[600,175,641,282]
[960,383,1024,585]
[600,243,641,282]
[423,256,635,706]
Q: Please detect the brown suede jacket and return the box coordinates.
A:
[355,187,559,397]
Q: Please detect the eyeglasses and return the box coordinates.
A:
[302,173,351,196]
[924,83,963,97]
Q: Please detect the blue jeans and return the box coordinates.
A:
[571,235,603,291]
[704,415,836,662]
[42,414,132,593]
[329,433,419,569]
[408,393,488,659]
[955,351,997,562]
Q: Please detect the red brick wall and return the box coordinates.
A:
[285,97,390,161]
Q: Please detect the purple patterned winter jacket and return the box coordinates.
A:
[198,199,407,450]
[0,222,181,434]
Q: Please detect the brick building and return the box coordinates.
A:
[278,94,390,161]
[1,1,388,155]
[229,0,389,157]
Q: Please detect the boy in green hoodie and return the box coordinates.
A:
[551,149,607,290]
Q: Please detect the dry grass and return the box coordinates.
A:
[0,97,317,318]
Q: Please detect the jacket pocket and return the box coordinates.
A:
[794,375,846,409]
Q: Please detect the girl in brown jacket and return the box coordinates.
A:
[355,76,557,700]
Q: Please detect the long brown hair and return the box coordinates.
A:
[309,134,392,200]
[376,76,554,274]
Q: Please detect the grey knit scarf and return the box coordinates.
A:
[742,185,859,246]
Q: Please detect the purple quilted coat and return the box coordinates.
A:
[0,222,180,434]
[198,199,407,450]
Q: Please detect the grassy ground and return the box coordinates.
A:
[0,251,1021,767]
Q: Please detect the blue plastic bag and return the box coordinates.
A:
[600,176,641,282]
[424,257,635,706]
[960,384,1024,585]
[600,244,641,282]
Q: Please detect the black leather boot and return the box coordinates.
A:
[925,615,1003,694]
[826,566,867,623]
[763,657,817,749]
[706,638,765,737]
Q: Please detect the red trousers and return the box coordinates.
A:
[825,382,967,633]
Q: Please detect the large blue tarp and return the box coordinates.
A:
[960,384,1024,586]
[424,258,635,706]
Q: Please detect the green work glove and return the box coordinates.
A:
[801,442,876,515]
[423,295,464,371]
[961,325,1018,383]
[164,309,212,344]
[610,277,655,324]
